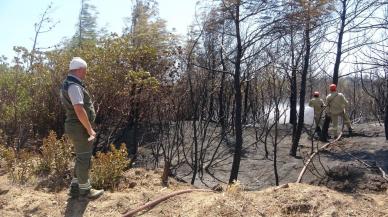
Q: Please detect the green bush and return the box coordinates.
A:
[37,131,72,177]
[90,144,129,190]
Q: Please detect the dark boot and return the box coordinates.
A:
[68,183,79,198]
[315,126,322,138]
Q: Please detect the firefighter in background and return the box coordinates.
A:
[326,84,352,138]
[309,91,325,134]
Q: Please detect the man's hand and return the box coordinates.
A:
[87,128,96,137]
[87,129,96,142]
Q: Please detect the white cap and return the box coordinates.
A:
[69,57,87,70]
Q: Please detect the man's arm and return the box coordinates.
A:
[308,99,313,107]
[341,94,349,107]
[320,99,325,107]
[73,104,96,138]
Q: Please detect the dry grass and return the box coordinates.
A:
[0,144,35,184]
[0,167,387,217]
[146,182,388,217]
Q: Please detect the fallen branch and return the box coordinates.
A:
[122,189,213,217]
[378,167,388,182]
[274,183,289,191]
[296,133,343,183]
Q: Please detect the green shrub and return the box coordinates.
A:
[90,144,129,190]
[37,131,72,178]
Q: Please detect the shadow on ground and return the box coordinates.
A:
[323,149,388,171]
[64,197,89,217]
[313,149,388,193]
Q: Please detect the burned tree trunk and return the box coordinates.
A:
[321,0,347,141]
[229,3,244,184]
[290,24,311,157]
[289,29,298,126]
[385,71,388,140]
[290,66,298,126]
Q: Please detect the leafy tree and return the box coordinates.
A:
[72,0,99,49]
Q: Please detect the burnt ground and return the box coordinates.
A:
[0,122,387,217]
[137,122,388,194]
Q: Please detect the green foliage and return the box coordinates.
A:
[0,131,70,185]
[0,131,71,187]
[125,0,169,48]
[36,131,72,177]
[0,133,130,190]
[90,144,129,190]
[128,70,159,87]
[70,0,99,49]
[0,69,32,123]
[0,0,176,163]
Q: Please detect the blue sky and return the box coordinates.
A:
[0,0,198,60]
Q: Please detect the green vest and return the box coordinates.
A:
[60,75,96,124]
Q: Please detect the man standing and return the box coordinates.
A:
[308,91,325,134]
[326,84,352,138]
[60,57,104,199]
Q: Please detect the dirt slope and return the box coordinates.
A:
[0,168,387,217]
